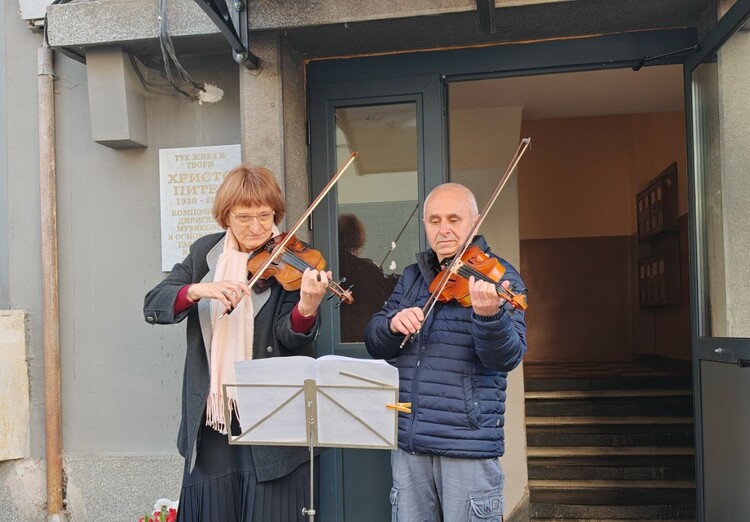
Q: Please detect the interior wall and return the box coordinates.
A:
[450,105,529,516]
[630,112,690,362]
[520,112,689,363]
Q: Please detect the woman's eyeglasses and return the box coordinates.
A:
[230,210,275,225]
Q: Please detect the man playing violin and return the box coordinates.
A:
[365,182,527,522]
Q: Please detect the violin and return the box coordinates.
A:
[247,232,353,306]
[428,245,527,311]
[220,151,358,318]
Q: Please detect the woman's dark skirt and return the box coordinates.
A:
[177,423,317,522]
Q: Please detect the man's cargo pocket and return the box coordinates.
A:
[390,485,400,522]
[468,488,503,521]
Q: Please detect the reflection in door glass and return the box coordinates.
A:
[692,21,750,337]
[335,104,419,343]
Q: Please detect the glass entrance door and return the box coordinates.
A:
[334,103,419,345]
[308,75,446,521]
[685,1,750,519]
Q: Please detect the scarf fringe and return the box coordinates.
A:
[205,392,241,435]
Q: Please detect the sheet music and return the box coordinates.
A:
[232,355,399,448]
[315,357,397,447]
[234,357,315,443]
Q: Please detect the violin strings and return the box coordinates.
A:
[277,250,343,293]
[279,250,314,274]
[456,265,500,288]
[456,265,516,301]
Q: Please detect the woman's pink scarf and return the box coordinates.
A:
[205,229,254,434]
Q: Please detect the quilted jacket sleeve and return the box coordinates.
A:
[471,260,527,371]
[143,233,220,325]
[364,266,416,361]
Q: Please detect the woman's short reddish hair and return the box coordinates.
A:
[212,165,285,228]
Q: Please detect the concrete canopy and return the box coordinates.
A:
[47,0,711,62]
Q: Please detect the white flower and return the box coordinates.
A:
[154,498,178,512]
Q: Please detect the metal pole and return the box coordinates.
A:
[38,43,65,520]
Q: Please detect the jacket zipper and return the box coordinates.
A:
[409,333,421,455]
[408,301,437,454]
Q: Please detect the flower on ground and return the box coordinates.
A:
[138,498,178,522]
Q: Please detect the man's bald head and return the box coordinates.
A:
[423,183,479,217]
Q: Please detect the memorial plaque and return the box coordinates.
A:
[159,144,241,270]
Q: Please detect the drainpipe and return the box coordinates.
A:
[38,42,65,521]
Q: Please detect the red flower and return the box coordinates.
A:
[137,498,177,521]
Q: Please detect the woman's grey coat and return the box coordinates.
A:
[143,232,320,482]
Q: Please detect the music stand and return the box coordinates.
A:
[223,356,400,522]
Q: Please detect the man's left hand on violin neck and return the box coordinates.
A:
[468,276,509,317]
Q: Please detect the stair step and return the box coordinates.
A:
[525,375,692,392]
[526,416,692,426]
[530,503,696,519]
[527,447,694,458]
[529,483,695,505]
[526,397,693,417]
[529,463,695,481]
[530,479,695,489]
[525,389,692,400]
[527,430,693,448]
[529,452,695,482]
[532,519,696,522]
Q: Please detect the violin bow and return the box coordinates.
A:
[377,204,419,270]
[400,137,531,347]
[220,151,358,318]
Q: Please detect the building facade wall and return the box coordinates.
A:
[3,0,727,519]
[1,1,49,518]
[1,4,246,515]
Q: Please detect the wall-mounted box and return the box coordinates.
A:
[18,0,55,21]
[637,162,679,241]
[86,47,148,149]
[638,251,681,307]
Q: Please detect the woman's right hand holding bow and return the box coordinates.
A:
[186,281,251,311]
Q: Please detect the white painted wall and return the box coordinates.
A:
[1,4,243,512]
[0,311,29,460]
[449,104,529,515]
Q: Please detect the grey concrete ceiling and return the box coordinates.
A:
[273,0,711,58]
[48,0,712,65]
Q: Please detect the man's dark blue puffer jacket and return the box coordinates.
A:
[365,236,527,458]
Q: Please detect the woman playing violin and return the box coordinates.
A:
[143,165,329,522]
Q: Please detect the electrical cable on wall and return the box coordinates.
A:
[159,0,203,99]
[47,0,224,104]
[159,0,224,103]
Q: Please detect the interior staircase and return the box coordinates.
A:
[524,362,696,521]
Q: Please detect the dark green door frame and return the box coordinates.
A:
[308,75,447,522]
[683,1,750,519]
[308,28,696,84]
[307,27,700,522]
[309,76,448,359]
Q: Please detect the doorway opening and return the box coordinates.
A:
[448,65,695,519]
